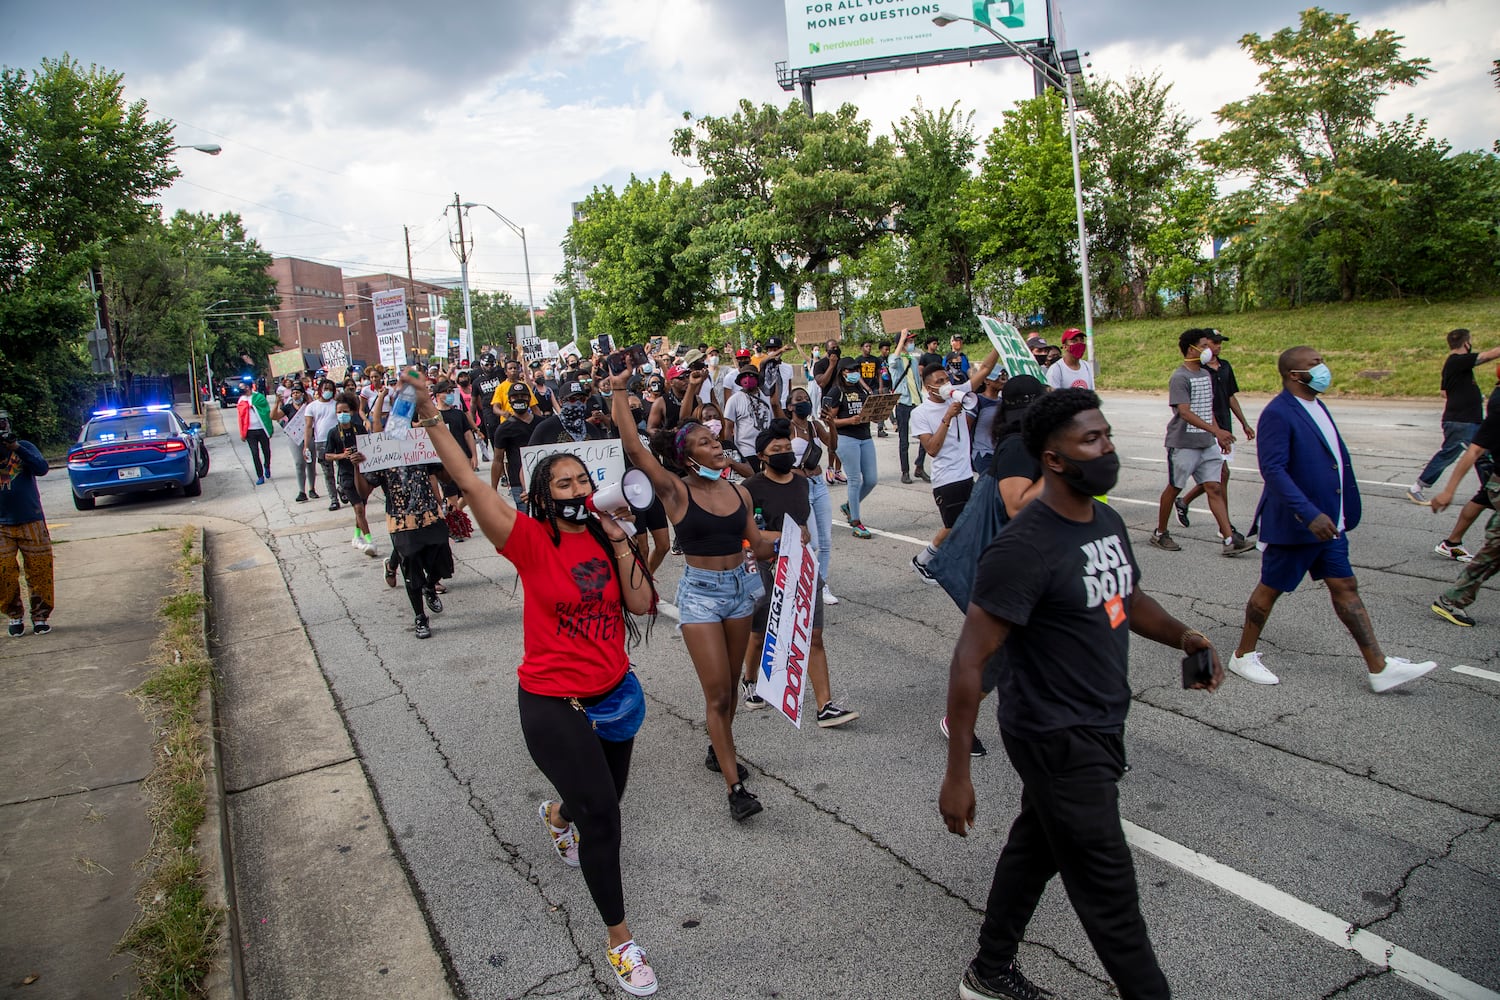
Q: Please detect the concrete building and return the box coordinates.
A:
[343,274,449,364]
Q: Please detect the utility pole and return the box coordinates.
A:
[450,193,474,361]
[570,296,578,342]
[404,224,420,359]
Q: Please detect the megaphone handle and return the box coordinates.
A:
[604,512,637,537]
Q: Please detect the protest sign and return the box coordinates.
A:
[793,310,841,346]
[377,333,408,369]
[433,319,450,359]
[459,328,473,363]
[979,316,1046,381]
[859,391,899,425]
[372,288,407,336]
[320,340,349,374]
[354,428,439,472]
[542,340,560,359]
[880,307,925,334]
[559,340,579,361]
[269,348,303,378]
[519,439,625,489]
[518,325,542,364]
[755,513,817,728]
[282,413,306,448]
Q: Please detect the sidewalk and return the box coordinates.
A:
[0,529,181,998]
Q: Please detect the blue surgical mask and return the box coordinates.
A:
[641,362,655,375]
[691,460,721,481]
[446,391,460,406]
[1298,363,1332,393]
[337,412,353,425]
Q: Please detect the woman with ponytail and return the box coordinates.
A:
[389,373,662,997]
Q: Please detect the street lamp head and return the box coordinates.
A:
[172,143,222,156]
[932,14,960,26]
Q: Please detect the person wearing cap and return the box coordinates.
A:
[970,366,1009,473]
[723,363,783,475]
[1175,330,1254,530]
[946,335,971,382]
[648,365,691,432]
[712,348,755,412]
[1046,328,1095,392]
[911,347,1002,585]
[472,355,507,466]
[492,359,540,426]
[1026,336,1050,372]
[825,356,880,538]
[492,383,541,507]
[528,380,608,448]
[889,330,931,484]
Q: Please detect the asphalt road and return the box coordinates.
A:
[39,391,1500,1000]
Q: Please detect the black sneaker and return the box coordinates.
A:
[705,747,748,782]
[1221,533,1256,557]
[901,472,913,484]
[308,489,320,500]
[414,616,432,640]
[670,534,683,555]
[31,620,50,636]
[294,492,308,503]
[7,619,24,638]
[1173,498,1190,528]
[815,702,859,728]
[425,590,444,614]
[328,500,341,511]
[915,468,931,483]
[728,783,763,822]
[959,961,1054,1000]
[912,554,938,585]
[1149,529,1181,552]
[940,716,988,757]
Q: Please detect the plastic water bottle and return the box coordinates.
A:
[384,372,419,431]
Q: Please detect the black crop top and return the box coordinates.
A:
[675,484,747,556]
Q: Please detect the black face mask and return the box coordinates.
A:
[556,499,592,524]
[1055,451,1120,497]
[792,401,812,418]
[766,452,796,474]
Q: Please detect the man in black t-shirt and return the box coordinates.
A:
[939,389,1224,1000]
[1409,328,1500,504]
[491,384,538,506]
[470,355,506,456]
[1429,384,1500,626]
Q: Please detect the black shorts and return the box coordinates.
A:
[933,477,975,529]
[637,495,668,533]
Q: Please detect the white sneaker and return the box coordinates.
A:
[1369,656,1438,693]
[359,539,378,557]
[1228,650,1279,685]
[822,586,839,606]
[350,536,362,550]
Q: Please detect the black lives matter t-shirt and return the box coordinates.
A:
[971,499,1141,739]
[472,372,505,426]
[823,383,872,440]
[1440,352,1484,424]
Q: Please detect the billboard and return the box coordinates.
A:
[372,288,407,336]
[785,1,1047,72]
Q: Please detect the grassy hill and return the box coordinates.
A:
[1088,296,1500,398]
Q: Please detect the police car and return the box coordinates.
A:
[67,405,210,510]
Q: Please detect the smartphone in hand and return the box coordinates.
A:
[1181,647,1214,689]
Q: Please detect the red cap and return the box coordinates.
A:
[666,366,688,379]
[736,348,753,359]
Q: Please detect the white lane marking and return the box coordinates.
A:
[864,525,932,546]
[1123,821,1500,1000]
[1128,455,1407,491]
[1451,664,1500,684]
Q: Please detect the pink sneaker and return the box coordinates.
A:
[537,800,579,868]
[607,939,658,996]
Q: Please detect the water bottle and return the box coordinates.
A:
[742,539,758,575]
[384,371,420,431]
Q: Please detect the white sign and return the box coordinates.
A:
[541,340,561,359]
[785,0,1047,71]
[518,440,625,490]
[434,319,450,359]
[459,328,473,363]
[978,316,1046,381]
[377,333,408,369]
[281,412,306,448]
[559,340,579,361]
[719,309,739,325]
[755,513,817,728]
[354,428,439,472]
[372,288,407,336]
[320,340,348,372]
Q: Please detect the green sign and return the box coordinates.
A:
[978,316,1045,382]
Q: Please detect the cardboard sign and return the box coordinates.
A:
[269,348,304,378]
[354,428,439,472]
[880,307,925,334]
[320,340,349,372]
[372,288,407,336]
[793,310,841,346]
[979,317,1046,382]
[755,513,818,728]
[859,391,899,425]
[519,439,625,489]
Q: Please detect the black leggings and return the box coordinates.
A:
[246,429,271,478]
[394,537,442,618]
[517,685,634,926]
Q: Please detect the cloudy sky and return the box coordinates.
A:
[6,0,1497,306]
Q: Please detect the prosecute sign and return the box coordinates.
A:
[518,440,626,489]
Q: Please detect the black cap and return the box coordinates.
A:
[1001,374,1045,406]
[1026,336,1048,350]
[1207,330,1228,342]
[837,356,861,372]
[564,381,588,399]
[508,383,531,400]
[765,336,784,350]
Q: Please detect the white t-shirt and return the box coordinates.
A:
[303,398,340,443]
[1295,396,1345,531]
[1046,358,1095,391]
[246,400,267,434]
[910,398,974,488]
[723,390,773,458]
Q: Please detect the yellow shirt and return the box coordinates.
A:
[490,379,540,421]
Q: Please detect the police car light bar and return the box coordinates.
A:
[145,404,173,412]
[92,408,119,417]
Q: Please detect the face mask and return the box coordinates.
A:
[707,355,719,366]
[690,459,721,481]
[360,380,370,387]
[556,499,593,524]
[844,373,859,385]
[740,377,759,392]
[766,452,796,475]
[641,362,655,375]
[337,412,353,425]
[793,401,812,418]
[1056,451,1120,496]
[1066,342,1087,360]
[1301,363,1332,393]
[704,419,723,437]
[1198,347,1214,364]
[442,391,457,406]
[513,402,529,414]
[321,390,334,401]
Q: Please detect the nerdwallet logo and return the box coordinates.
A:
[809,42,820,53]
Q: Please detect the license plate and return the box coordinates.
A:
[118,467,143,480]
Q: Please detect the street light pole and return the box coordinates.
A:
[447,194,475,362]
[201,299,229,407]
[465,202,538,353]
[933,13,1095,369]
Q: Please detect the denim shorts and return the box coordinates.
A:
[676,565,762,624]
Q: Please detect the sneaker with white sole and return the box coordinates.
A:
[1431,595,1476,627]
[912,554,938,585]
[7,619,24,638]
[606,939,658,997]
[959,961,1055,1000]
[741,679,767,710]
[1228,650,1279,685]
[822,585,839,606]
[1406,485,1428,505]
[815,701,859,728]
[538,800,580,867]
[1435,540,1474,563]
[940,715,987,757]
[1369,656,1438,693]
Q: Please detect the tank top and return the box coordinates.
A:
[674,484,747,556]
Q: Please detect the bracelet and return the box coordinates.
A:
[417,415,442,428]
[1179,628,1206,651]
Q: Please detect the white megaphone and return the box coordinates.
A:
[942,385,977,408]
[586,469,656,537]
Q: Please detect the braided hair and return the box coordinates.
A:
[527,453,656,645]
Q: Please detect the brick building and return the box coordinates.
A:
[343,273,450,364]
[266,257,346,368]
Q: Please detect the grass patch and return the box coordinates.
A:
[1089,296,1500,398]
[120,526,224,998]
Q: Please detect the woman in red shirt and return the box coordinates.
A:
[394,374,662,997]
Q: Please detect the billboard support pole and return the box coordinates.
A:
[800,77,814,115]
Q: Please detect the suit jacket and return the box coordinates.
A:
[1250,389,1362,545]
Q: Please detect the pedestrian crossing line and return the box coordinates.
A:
[1127,455,1408,491]
[1451,665,1500,684]
[1122,821,1500,1000]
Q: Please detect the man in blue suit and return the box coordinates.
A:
[1229,346,1437,693]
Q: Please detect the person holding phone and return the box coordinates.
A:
[387,372,662,996]
[608,362,773,822]
[940,389,1224,1000]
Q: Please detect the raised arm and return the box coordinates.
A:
[966,348,1002,393]
[606,366,686,507]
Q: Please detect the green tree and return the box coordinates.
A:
[535,282,593,349]
[564,173,714,343]
[962,91,1081,325]
[441,289,530,356]
[671,100,898,317]
[0,55,178,443]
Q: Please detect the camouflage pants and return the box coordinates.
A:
[1443,472,1500,609]
[0,520,54,622]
